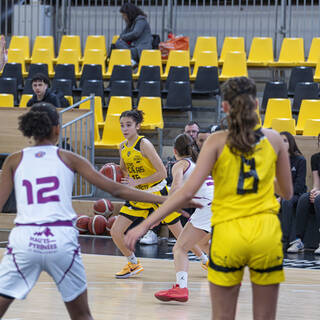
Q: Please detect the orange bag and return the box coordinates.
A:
[159,35,189,59]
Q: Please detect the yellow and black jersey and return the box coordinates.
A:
[211,127,280,226]
[121,136,163,191]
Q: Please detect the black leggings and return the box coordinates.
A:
[295,192,320,240]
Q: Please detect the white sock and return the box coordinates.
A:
[199,252,208,264]
[176,271,188,288]
[127,253,138,264]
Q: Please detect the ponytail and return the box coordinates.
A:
[222,77,258,155]
[174,133,198,162]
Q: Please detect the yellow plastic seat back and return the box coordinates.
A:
[31,36,55,61]
[107,96,132,117]
[191,51,218,80]
[56,49,80,74]
[58,35,82,61]
[273,38,305,66]
[306,38,320,66]
[83,35,107,60]
[19,94,33,108]
[263,99,292,128]
[82,49,106,74]
[7,49,27,76]
[106,49,131,77]
[219,51,247,81]
[191,37,217,64]
[9,36,30,62]
[134,50,162,79]
[138,97,163,130]
[0,94,14,107]
[219,37,245,64]
[31,48,55,76]
[247,37,274,66]
[80,96,104,126]
[271,118,296,135]
[296,100,320,134]
[303,119,320,136]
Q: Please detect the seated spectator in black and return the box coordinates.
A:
[287,139,320,254]
[184,121,200,152]
[115,3,153,66]
[278,132,306,250]
[27,73,61,108]
[196,128,211,150]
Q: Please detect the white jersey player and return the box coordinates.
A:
[0,103,197,319]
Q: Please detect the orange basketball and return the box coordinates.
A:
[93,199,114,218]
[88,215,107,235]
[75,215,90,234]
[99,163,124,183]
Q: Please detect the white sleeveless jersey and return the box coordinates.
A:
[14,146,76,224]
[182,158,214,206]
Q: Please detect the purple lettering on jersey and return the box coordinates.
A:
[22,179,33,205]
[36,176,60,203]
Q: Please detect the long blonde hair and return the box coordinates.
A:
[222,77,259,155]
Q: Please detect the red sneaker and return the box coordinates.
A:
[154,284,189,302]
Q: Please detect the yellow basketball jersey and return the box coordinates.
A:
[121,136,162,190]
[211,128,280,226]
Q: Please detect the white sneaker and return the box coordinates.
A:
[139,230,158,245]
[314,244,320,255]
[287,238,304,253]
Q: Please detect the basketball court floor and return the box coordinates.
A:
[1,234,320,319]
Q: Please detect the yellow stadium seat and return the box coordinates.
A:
[0,94,14,107]
[81,35,107,63]
[271,118,296,135]
[303,119,320,136]
[247,37,274,67]
[218,37,245,65]
[313,57,320,82]
[65,96,73,106]
[133,50,163,79]
[296,100,320,134]
[56,35,81,63]
[107,96,132,118]
[95,114,124,149]
[56,49,80,76]
[106,49,131,78]
[190,51,218,80]
[306,38,320,67]
[9,36,30,62]
[111,35,119,44]
[79,96,104,127]
[7,48,27,77]
[219,51,247,81]
[191,36,217,64]
[31,36,55,63]
[162,50,190,79]
[81,49,107,76]
[31,48,55,77]
[270,38,305,67]
[263,99,292,128]
[138,97,163,130]
[19,94,33,108]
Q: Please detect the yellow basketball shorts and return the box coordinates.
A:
[119,186,181,225]
[208,213,284,287]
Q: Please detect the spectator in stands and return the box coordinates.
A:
[278,132,306,250]
[115,3,153,67]
[287,136,320,254]
[27,73,61,108]
[196,128,211,150]
[184,121,200,152]
[0,35,7,72]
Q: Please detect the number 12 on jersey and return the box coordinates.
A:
[237,156,259,195]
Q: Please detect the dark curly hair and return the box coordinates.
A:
[174,133,198,163]
[280,131,303,157]
[222,77,258,155]
[120,3,147,27]
[18,102,59,141]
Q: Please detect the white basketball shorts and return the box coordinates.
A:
[0,225,87,302]
[189,205,212,233]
